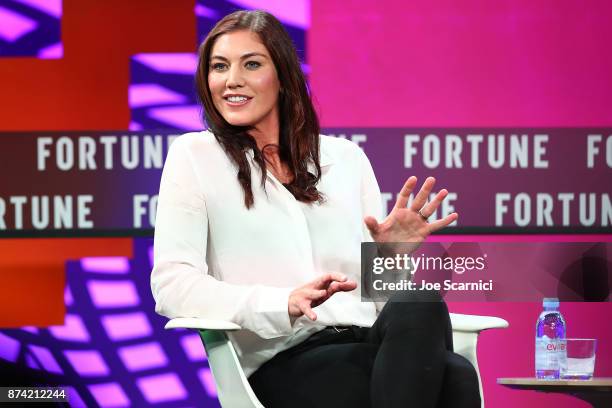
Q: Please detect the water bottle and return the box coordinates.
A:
[535,298,566,379]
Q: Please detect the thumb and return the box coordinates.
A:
[364,216,380,234]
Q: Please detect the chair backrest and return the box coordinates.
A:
[199,330,265,408]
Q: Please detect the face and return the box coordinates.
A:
[208,30,281,130]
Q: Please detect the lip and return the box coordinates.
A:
[222,94,253,106]
[224,98,251,107]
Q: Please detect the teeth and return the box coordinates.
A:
[227,96,248,103]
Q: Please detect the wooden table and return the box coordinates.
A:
[498,377,612,407]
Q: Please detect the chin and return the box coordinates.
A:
[223,114,256,127]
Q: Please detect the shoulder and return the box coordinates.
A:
[163,130,228,175]
[167,130,225,161]
[169,130,218,151]
[319,134,365,163]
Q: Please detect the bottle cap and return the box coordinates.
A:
[543,298,559,308]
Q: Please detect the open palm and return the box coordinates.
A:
[364,176,458,251]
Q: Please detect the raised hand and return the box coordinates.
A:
[288,273,357,321]
[364,176,458,247]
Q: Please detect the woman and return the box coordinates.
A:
[151,10,479,408]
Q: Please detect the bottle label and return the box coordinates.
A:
[535,337,566,370]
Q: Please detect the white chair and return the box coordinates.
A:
[166,314,509,408]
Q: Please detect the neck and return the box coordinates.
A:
[251,131,278,151]
[248,110,280,151]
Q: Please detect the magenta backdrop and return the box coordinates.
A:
[310,0,612,127]
[310,2,612,407]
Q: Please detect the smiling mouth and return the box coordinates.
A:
[224,95,252,106]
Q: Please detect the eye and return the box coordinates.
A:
[211,62,227,71]
[245,60,261,70]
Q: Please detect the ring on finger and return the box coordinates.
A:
[418,208,429,221]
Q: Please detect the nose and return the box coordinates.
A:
[226,65,245,89]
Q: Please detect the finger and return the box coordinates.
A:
[312,273,335,288]
[332,280,357,293]
[427,212,458,233]
[419,189,448,218]
[306,289,327,300]
[363,216,380,235]
[327,281,339,294]
[327,280,356,296]
[301,303,317,321]
[394,176,417,210]
[410,176,436,212]
[313,272,347,288]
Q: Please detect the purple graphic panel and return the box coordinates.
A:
[0,238,220,407]
[81,257,130,274]
[27,344,63,374]
[101,312,153,341]
[136,372,188,404]
[88,382,130,408]
[129,53,201,131]
[64,350,110,377]
[0,0,62,58]
[198,367,218,398]
[181,333,207,362]
[49,314,91,342]
[118,342,169,371]
[87,280,140,308]
[0,332,21,362]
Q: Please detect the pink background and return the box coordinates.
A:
[310,0,612,127]
[310,1,612,407]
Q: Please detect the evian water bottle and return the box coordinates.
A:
[535,298,566,379]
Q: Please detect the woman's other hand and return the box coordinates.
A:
[288,273,357,321]
[364,176,458,249]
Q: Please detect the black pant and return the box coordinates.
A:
[249,291,481,408]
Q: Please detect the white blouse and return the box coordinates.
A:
[151,130,384,377]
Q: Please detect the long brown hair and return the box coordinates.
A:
[195,10,323,208]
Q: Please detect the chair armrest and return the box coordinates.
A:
[450,313,509,333]
[165,318,263,407]
[165,315,508,333]
[164,317,242,331]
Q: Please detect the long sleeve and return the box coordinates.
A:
[357,146,413,314]
[356,146,388,314]
[150,138,293,339]
[358,146,383,242]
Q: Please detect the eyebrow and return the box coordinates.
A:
[210,52,268,62]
